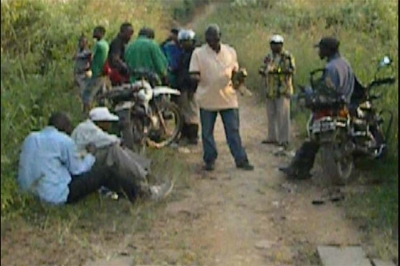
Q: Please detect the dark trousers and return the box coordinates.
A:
[200,108,248,165]
[66,164,141,204]
[292,140,320,172]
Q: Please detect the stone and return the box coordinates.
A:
[317,246,372,266]
[371,259,396,266]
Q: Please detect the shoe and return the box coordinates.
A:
[261,139,278,145]
[150,180,175,201]
[203,162,215,171]
[236,161,254,171]
[278,166,311,180]
[278,142,289,149]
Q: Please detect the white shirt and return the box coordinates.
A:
[71,119,120,154]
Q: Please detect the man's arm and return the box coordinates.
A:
[189,49,201,83]
[63,137,96,176]
[151,43,168,78]
[108,41,128,73]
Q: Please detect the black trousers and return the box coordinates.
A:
[66,165,141,204]
[292,140,320,172]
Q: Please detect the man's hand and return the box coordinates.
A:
[86,143,97,156]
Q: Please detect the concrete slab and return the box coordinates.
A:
[371,258,396,266]
[317,246,372,266]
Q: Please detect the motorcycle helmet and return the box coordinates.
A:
[178,29,196,41]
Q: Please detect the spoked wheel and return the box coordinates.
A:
[320,143,354,186]
[146,101,183,148]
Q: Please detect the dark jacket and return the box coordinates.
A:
[177,47,196,92]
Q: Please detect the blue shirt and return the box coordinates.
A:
[323,53,355,102]
[162,41,182,72]
[17,126,96,204]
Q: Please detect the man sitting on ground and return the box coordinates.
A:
[17,112,173,205]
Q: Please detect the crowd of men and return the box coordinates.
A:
[17,21,354,206]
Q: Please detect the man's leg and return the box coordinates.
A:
[264,98,278,143]
[279,140,320,179]
[277,97,291,146]
[200,109,218,168]
[116,109,135,151]
[184,91,200,144]
[220,109,253,170]
[67,164,141,204]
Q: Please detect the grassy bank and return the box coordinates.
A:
[192,0,398,258]
[0,0,187,216]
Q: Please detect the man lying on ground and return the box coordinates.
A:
[17,111,173,205]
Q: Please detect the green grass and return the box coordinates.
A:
[192,0,398,257]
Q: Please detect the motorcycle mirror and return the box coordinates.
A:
[379,56,392,67]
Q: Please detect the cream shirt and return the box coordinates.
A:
[189,43,239,110]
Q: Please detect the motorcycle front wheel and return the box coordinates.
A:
[146,101,183,148]
[320,143,354,186]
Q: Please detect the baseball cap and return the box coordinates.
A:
[314,37,340,50]
[270,34,284,44]
[89,107,119,122]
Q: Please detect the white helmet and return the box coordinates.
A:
[270,34,284,44]
[178,29,196,41]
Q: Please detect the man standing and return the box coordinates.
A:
[17,112,173,205]
[124,27,168,84]
[107,22,134,86]
[176,29,199,145]
[82,26,110,114]
[279,37,354,179]
[161,28,182,89]
[73,34,92,96]
[259,35,295,149]
[189,24,253,171]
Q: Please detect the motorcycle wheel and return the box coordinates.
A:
[320,143,354,186]
[146,101,183,148]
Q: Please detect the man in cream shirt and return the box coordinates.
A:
[189,24,253,171]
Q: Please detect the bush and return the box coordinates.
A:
[0,0,173,216]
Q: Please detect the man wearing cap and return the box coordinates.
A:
[17,111,173,205]
[279,36,354,180]
[189,24,254,171]
[259,34,295,149]
[71,107,174,199]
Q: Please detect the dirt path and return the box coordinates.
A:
[126,96,363,266]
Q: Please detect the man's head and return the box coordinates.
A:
[205,24,221,52]
[314,36,340,60]
[119,22,134,43]
[178,29,196,50]
[269,34,284,54]
[78,34,88,50]
[169,28,180,43]
[89,107,119,131]
[48,112,73,135]
[138,27,155,39]
[92,26,106,41]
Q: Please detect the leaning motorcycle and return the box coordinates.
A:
[296,56,395,185]
[97,68,183,152]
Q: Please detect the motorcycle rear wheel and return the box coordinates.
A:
[320,143,354,186]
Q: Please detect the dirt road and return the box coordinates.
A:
[126,96,363,266]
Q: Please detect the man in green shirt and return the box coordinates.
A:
[124,27,168,84]
[82,26,110,114]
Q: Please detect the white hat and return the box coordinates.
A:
[270,34,284,43]
[89,107,119,122]
[178,29,196,41]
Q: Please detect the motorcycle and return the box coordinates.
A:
[97,68,183,152]
[296,56,395,185]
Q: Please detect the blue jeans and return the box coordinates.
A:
[200,108,248,165]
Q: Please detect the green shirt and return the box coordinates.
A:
[124,36,168,82]
[91,39,109,78]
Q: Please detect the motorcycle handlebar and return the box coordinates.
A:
[369,77,396,88]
